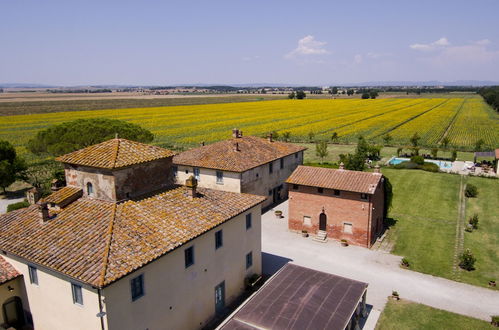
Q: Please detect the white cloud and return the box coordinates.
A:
[354,54,363,64]
[366,52,392,59]
[410,37,450,51]
[286,35,329,58]
[475,39,490,46]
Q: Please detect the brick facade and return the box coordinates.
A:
[287,181,385,247]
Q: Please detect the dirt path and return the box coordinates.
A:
[452,175,467,280]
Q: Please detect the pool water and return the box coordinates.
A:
[389,157,452,169]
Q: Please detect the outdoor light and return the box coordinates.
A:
[8,285,14,292]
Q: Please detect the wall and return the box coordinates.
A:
[64,164,116,201]
[0,277,27,327]
[288,182,384,247]
[175,165,241,193]
[113,158,173,200]
[103,205,262,330]
[1,254,104,330]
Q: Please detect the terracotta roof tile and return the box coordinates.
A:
[286,166,383,194]
[173,136,306,172]
[0,256,20,284]
[56,138,175,169]
[0,187,265,287]
[39,186,83,205]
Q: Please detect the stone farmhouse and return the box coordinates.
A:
[173,129,306,209]
[286,164,385,247]
[0,138,265,330]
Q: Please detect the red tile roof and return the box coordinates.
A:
[39,186,83,206]
[173,136,306,172]
[0,256,21,285]
[0,187,265,287]
[286,165,383,194]
[56,138,175,169]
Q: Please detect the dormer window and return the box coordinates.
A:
[86,182,94,196]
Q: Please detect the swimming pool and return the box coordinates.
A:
[388,157,453,169]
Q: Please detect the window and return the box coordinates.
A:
[86,182,93,196]
[28,265,38,285]
[71,283,83,305]
[268,190,272,196]
[318,187,324,194]
[216,171,224,184]
[172,165,178,177]
[295,153,298,159]
[303,216,312,226]
[193,167,200,180]
[343,223,353,234]
[269,162,273,174]
[185,169,189,174]
[246,252,253,269]
[360,193,368,200]
[280,158,284,169]
[334,189,340,196]
[130,274,144,301]
[215,230,223,249]
[293,184,298,190]
[246,213,252,229]
[185,246,194,268]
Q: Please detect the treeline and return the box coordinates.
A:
[478,86,499,111]
[47,89,112,93]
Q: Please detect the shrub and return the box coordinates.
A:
[391,290,399,297]
[410,155,425,165]
[459,249,476,271]
[7,200,30,212]
[451,149,458,161]
[420,163,439,172]
[465,184,478,198]
[401,258,410,267]
[468,214,479,229]
[491,315,499,326]
[394,161,418,169]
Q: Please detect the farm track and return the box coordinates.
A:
[437,98,467,144]
[452,176,466,280]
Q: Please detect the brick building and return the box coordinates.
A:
[173,129,306,209]
[286,165,385,247]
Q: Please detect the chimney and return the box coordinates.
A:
[185,175,198,198]
[200,141,205,146]
[38,202,50,223]
[268,133,273,142]
[339,162,345,170]
[374,164,381,174]
[234,142,240,152]
[232,128,240,138]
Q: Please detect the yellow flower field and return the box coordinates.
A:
[0,97,497,156]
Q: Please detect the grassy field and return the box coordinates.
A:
[1,97,497,159]
[376,300,495,330]
[382,168,499,288]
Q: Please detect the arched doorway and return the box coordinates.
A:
[319,212,327,231]
[2,296,25,328]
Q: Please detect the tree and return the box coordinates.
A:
[431,147,438,159]
[361,93,370,99]
[296,91,306,99]
[475,139,485,152]
[270,130,279,140]
[397,147,403,157]
[331,132,339,144]
[441,137,450,150]
[331,87,338,94]
[338,136,376,171]
[308,131,315,142]
[315,141,329,164]
[382,134,392,146]
[459,249,476,271]
[451,149,458,161]
[0,140,27,193]
[410,132,421,147]
[282,131,291,142]
[27,118,154,156]
[369,91,379,99]
[465,184,478,198]
[347,89,354,96]
[288,92,295,99]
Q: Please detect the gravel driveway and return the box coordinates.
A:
[0,196,26,214]
[261,200,499,322]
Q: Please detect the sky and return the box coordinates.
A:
[1,0,499,86]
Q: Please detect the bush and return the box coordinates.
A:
[451,149,458,161]
[410,155,425,165]
[7,200,30,212]
[465,184,478,198]
[459,249,476,271]
[394,161,419,169]
[420,163,439,172]
[401,258,410,267]
[468,214,479,229]
[491,315,499,326]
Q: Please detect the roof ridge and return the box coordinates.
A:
[98,203,117,287]
[111,138,121,168]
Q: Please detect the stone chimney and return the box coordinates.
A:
[232,128,241,138]
[374,164,381,174]
[234,142,240,152]
[339,162,345,170]
[185,175,198,198]
[268,133,273,142]
[38,202,50,223]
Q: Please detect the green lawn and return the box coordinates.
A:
[461,177,499,287]
[376,300,495,330]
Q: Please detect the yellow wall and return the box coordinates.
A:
[175,166,242,193]
[103,205,262,330]
[1,255,104,330]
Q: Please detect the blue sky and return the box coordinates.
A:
[1,0,499,85]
